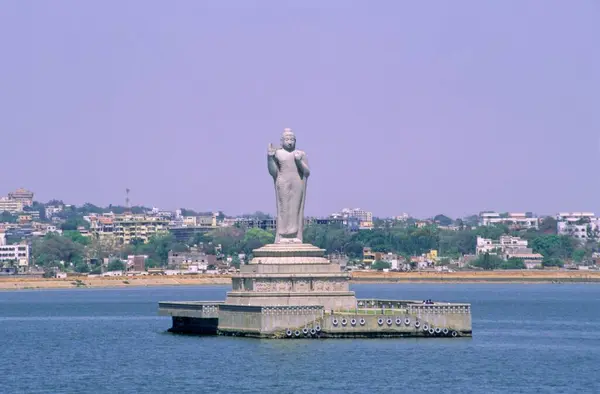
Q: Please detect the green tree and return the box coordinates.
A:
[77,203,104,215]
[531,235,575,260]
[474,224,509,240]
[60,216,89,231]
[542,257,564,268]
[74,262,90,273]
[462,215,479,227]
[499,258,525,270]
[0,211,17,223]
[434,214,453,226]
[371,260,391,270]
[127,234,181,266]
[240,228,275,256]
[572,249,586,263]
[209,227,245,256]
[539,216,557,234]
[90,267,102,275]
[63,230,90,246]
[107,259,125,271]
[230,255,241,269]
[472,253,504,270]
[32,233,85,267]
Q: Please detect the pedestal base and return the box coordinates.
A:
[224,291,357,310]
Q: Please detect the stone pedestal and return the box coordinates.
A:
[224,243,357,311]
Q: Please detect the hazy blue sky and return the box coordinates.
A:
[1,1,598,218]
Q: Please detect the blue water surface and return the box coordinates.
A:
[1,284,599,393]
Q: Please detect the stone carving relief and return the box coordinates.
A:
[294,279,310,292]
[253,281,273,293]
[312,280,325,291]
[274,280,292,292]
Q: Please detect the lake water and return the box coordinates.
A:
[1,284,599,393]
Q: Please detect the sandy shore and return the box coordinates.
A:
[1,270,600,290]
[0,275,231,290]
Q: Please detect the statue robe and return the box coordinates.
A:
[270,149,308,243]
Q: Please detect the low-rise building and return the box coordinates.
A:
[127,255,147,272]
[362,247,379,265]
[87,213,169,244]
[233,217,276,231]
[331,208,374,229]
[476,236,543,268]
[556,212,600,241]
[476,236,528,255]
[168,247,216,269]
[0,243,30,269]
[0,197,24,214]
[8,188,34,207]
[45,205,64,219]
[479,212,539,230]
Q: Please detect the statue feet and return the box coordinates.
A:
[277,237,302,244]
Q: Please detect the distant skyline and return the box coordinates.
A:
[1,1,599,218]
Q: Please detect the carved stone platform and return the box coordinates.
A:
[250,243,330,264]
[224,243,357,310]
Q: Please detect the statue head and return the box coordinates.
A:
[281,128,296,151]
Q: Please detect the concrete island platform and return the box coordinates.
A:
[159,298,472,338]
[158,243,472,339]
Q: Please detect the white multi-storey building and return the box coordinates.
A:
[0,232,30,268]
[331,208,374,229]
[476,236,543,268]
[556,212,600,241]
[0,197,24,214]
[479,212,539,229]
[476,236,528,256]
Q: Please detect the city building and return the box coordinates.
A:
[182,214,216,227]
[86,213,169,244]
[476,236,543,268]
[0,241,30,270]
[479,212,539,230]
[362,247,379,265]
[394,213,410,221]
[7,188,34,207]
[127,255,147,272]
[232,217,277,231]
[0,197,24,214]
[476,236,528,255]
[45,205,64,219]
[168,247,216,270]
[379,252,408,271]
[556,212,600,241]
[330,208,373,230]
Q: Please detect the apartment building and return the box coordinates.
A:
[168,247,216,270]
[331,208,374,230]
[476,236,543,268]
[479,212,539,229]
[87,213,169,244]
[182,214,216,227]
[0,236,30,268]
[476,236,528,255]
[7,188,34,207]
[556,212,600,241]
[0,197,24,214]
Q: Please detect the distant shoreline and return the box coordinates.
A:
[1,271,599,290]
[351,270,600,284]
